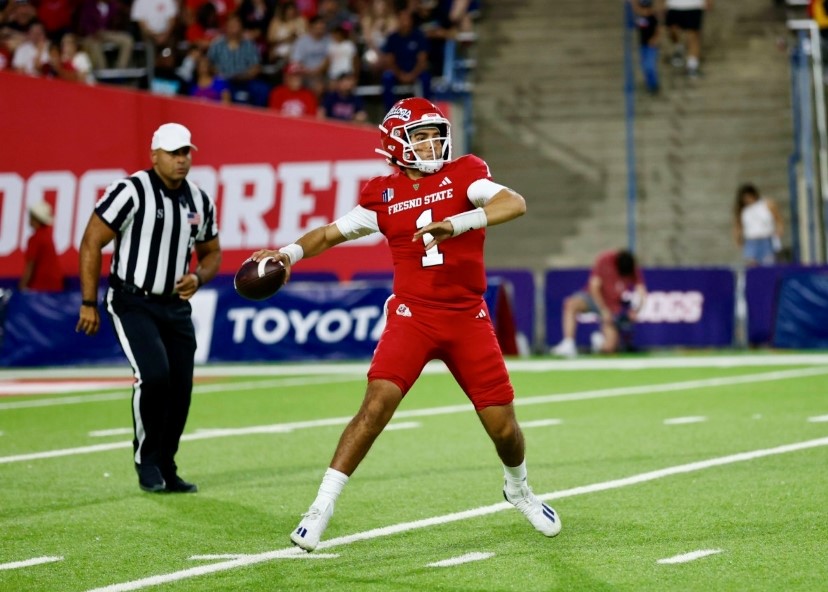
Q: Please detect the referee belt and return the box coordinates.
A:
[109,276,180,302]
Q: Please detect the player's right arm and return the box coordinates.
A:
[250,205,379,276]
[249,223,348,280]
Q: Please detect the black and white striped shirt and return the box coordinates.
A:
[96,169,218,296]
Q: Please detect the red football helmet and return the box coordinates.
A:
[376,97,452,174]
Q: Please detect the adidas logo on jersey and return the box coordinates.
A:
[438,176,452,187]
[476,309,487,319]
[396,304,412,317]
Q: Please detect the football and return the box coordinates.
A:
[234,257,287,301]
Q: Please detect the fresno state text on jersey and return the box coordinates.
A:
[360,154,492,309]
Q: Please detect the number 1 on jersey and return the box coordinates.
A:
[415,209,445,267]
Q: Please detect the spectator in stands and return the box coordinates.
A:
[237,0,274,49]
[77,0,135,71]
[326,24,358,81]
[182,0,234,34]
[293,0,317,19]
[184,1,221,52]
[666,0,712,78]
[1,0,38,52]
[130,0,179,79]
[0,37,11,70]
[47,32,95,83]
[319,70,367,121]
[189,50,231,102]
[317,0,357,32]
[11,20,50,75]
[629,0,660,94]
[733,183,784,266]
[36,0,74,43]
[551,249,647,357]
[380,7,431,111]
[415,0,464,76]
[266,0,306,65]
[268,61,317,115]
[19,201,65,292]
[208,13,271,106]
[290,14,330,95]
[358,0,397,74]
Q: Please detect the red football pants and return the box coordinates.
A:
[368,296,515,410]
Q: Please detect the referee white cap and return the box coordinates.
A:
[151,123,198,151]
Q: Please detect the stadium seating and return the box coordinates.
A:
[474,0,793,269]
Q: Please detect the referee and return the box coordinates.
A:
[76,123,221,494]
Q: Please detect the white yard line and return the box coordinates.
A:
[89,428,134,438]
[807,415,828,423]
[657,549,723,564]
[521,419,563,428]
[83,436,828,592]
[0,556,64,571]
[3,366,827,465]
[383,421,421,431]
[188,554,338,561]
[663,416,707,425]
[426,552,495,567]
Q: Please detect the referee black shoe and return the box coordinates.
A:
[163,474,198,494]
[136,464,166,493]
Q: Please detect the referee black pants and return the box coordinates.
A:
[107,289,196,475]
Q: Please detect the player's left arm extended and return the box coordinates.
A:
[414,187,526,251]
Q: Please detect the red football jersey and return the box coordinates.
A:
[359,154,492,309]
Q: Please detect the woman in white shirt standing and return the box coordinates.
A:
[733,183,784,266]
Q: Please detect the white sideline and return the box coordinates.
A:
[84,436,828,592]
[3,366,828,465]
[2,353,828,381]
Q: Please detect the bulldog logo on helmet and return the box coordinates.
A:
[383,106,412,122]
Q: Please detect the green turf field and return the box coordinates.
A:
[1,356,827,591]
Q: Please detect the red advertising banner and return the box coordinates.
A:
[0,71,393,280]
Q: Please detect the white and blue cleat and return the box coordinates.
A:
[290,502,334,552]
[504,483,562,537]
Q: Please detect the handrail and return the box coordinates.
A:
[788,18,828,262]
[622,1,638,254]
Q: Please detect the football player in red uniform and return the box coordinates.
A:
[250,97,561,551]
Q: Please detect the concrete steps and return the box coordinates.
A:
[474,0,792,269]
